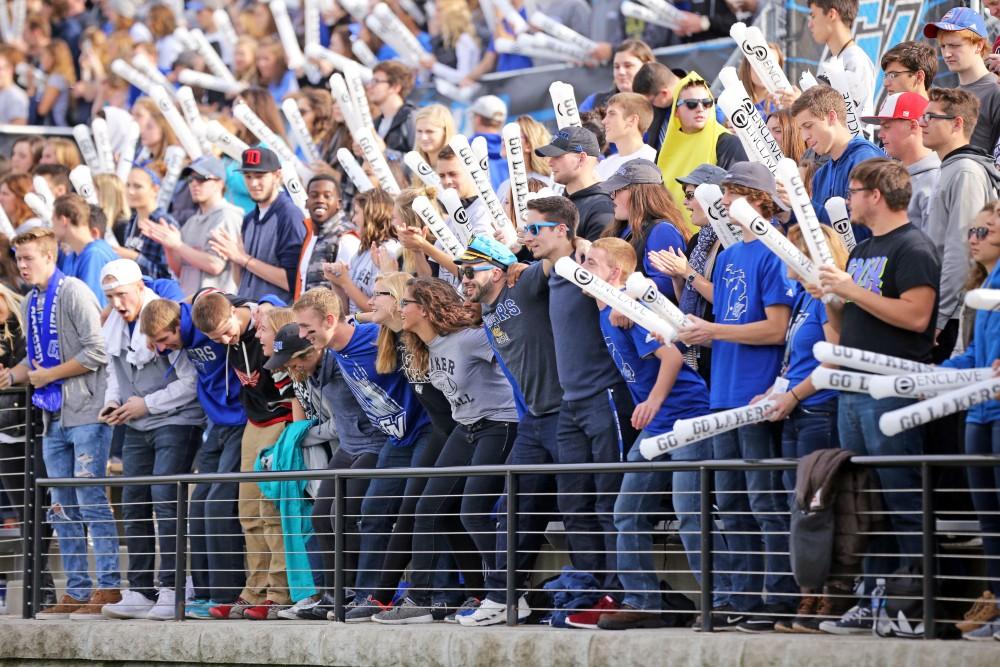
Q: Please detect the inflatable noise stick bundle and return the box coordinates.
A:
[620,0,682,30]
[879,376,1000,436]
[448,134,517,247]
[549,81,582,130]
[717,67,784,173]
[501,123,530,229]
[812,341,936,375]
[529,12,599,57]
[728,198,818,284]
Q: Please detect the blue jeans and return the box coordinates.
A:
[43,421,120,601]
[485,411,560,603]
[965,421,1000,595]
[556,383,636,589]
[781,399,839,492]
[354,427,432,598]
[837,393,923,578]
[713,421,797,611]
[121,424,201,597]
[189,423,246,603]
[615,433,732,610]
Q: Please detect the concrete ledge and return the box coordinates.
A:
[3,617,999,667]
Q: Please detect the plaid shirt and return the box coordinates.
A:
[123,208,178,280]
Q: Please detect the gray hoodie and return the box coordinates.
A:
[925,146,1000,329]
[906,151,941,233]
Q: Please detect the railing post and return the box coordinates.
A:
[505,470,518,626]
[700,465,714,632]
[30,471,43,617]
[20,388,36,618]
[921,462,935,639]
[174,481,188,621]
[332,474,346,622]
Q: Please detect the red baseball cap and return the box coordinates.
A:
[861,92,929,125]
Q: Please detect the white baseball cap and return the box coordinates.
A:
[469,95,507,124]
[100,259,144,291]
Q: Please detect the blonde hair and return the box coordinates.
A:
[0,284,24,358]
[42,138,81,170]
[438,1,477,50]
[94,173,131,228]
[132,97,179,160]
[293,287,344,322]
[12,227,58,257]
[44,39,76,84]
[591,237,638,276]
[374,272,411,374]
[516,116,552,176]
[786,224,849,270]
[262,307,296,333]
[139,299,181,337]
[413,104,456,165]
[393,187,441,273]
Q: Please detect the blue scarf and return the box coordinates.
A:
[679,226,718,318]
[26,269,65,412]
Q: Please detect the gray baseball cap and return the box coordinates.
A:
[721,162,790,212]
[676,164,728,187]
[602,158,663,193]
[535,126,601,158]
[183,155,227,180]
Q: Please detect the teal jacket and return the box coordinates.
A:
[255,419,316,602]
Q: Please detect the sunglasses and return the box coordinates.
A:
[968,226,990,241]
[678,98,714,110]
[372,290,394,298]
[524,221,559,236]
[190,174,220,183]
[459,265,495,279]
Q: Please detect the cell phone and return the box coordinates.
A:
[100,405,117,419]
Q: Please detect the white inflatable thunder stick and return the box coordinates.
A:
[812,341,937,375]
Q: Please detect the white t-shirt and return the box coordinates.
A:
[595,144,658,181]
[821,43,876,118]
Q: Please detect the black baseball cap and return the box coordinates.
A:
[535,126,601,158]
[263,323,314,371]
[240,146,281,173]
[602,158,663,193]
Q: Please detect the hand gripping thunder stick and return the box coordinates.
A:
[413,196,464,259]
[448,135,517,247]
[672,400,779,444]
[624,272,689,331]
[693,183,740,248]
[823,196,856,253]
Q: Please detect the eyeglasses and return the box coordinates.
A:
[678,98,714,110]
[968,226,990,241]
[398,298,417,308]
[459,265,495,279]
[883,70,916,81]
[847,187,872,196]
[368,78,391,86]
[524,222,559,236]
[919,112,957,124]
[372,290,394,298]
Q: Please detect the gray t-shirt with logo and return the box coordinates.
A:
[427,327,518,425]
[179,200,244,298]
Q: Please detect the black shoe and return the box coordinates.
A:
[297,592,337,620]
[693,605,745,632]
[737,605,795,634]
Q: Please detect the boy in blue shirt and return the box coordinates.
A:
[52,195,118,307]
[678,162,799,631]
[582,237,730,630]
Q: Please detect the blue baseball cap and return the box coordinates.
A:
[924,7,987,39]
[456,235,517,269]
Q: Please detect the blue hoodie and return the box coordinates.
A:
[471,132,510,193]
[177,302,246,427]
[811,136,884,244]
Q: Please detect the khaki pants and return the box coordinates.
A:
[237,421,290,604]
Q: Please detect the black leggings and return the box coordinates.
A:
[311,448,379,592]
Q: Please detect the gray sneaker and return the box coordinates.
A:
[342,595,391,623]
[371,597,433,625]
[445,597,480,624]
[963,619,1000,641]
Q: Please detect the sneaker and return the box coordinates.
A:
[65,589,121,620]
[209,597,254,619]
[458,596,531,627]
[818,603,873,635]
[185,599,217,620]
[297,593,336,620]
[244,599,287,620]
[597,606,667,630]
[35,594,87,620]
[146,588,178,621]
[956,592,999,634]
[963,619,1000,641]
[97,589,149,620]
[445,597,480,624]
[278,595,320,620]
[565,595,620,629]
[371,597,433,625]
[342,595,392,623]
[692,605,744,632]
[737,604,794,634]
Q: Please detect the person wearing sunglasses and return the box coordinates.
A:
[921,87,1000,361]
[656,72,747,229]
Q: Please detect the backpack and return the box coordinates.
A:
[874,566,925,639]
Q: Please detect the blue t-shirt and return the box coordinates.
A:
[782,290,835,407]
[599,307,709,433]
[61,239,119,307]
[330,322,429,447]
[486,10,533,72]
[710,239,796,408]
[811,137,884,244]
[624,220,687,299]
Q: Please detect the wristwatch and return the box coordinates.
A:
[685,271,698,286]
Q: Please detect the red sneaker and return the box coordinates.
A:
[565,595,621,629]
[209,597,254,619]
[244,599,288,620]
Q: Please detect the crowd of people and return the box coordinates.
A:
[0,0,999,641]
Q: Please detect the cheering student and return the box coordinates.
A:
[368,61,417,157]
[597,93,657,180]
[291,288,431,621]
[303,174,356,291]
[815,159,940,635]
[119,160,179,280]
[191,290,294,620]
[434,145,493,237]
[4,228,121,620]
[390,188,461,283]
[581,40,655,112]
[370,278,519,625]
[920,88,1000,361]
[139,298,248,619]
[879,41,936,99]
[209,147,311,304]
[861,93,938,232]
[468,95,510,191]
[582,237,723,630]
[791,85,883,242]
[51,194,118,306]
[94,261,203,621]
[631,62,681,158]
[412,104,456,171]
[535,127,615,241]
[656,72,747,228]
[142,155,245,299]
[924,8,1000,162]
[677,163,799,632]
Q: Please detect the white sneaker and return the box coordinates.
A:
[101,590,155,619]
[278,595,320,620]
[458,596,531,627]
[146,588,177,621]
